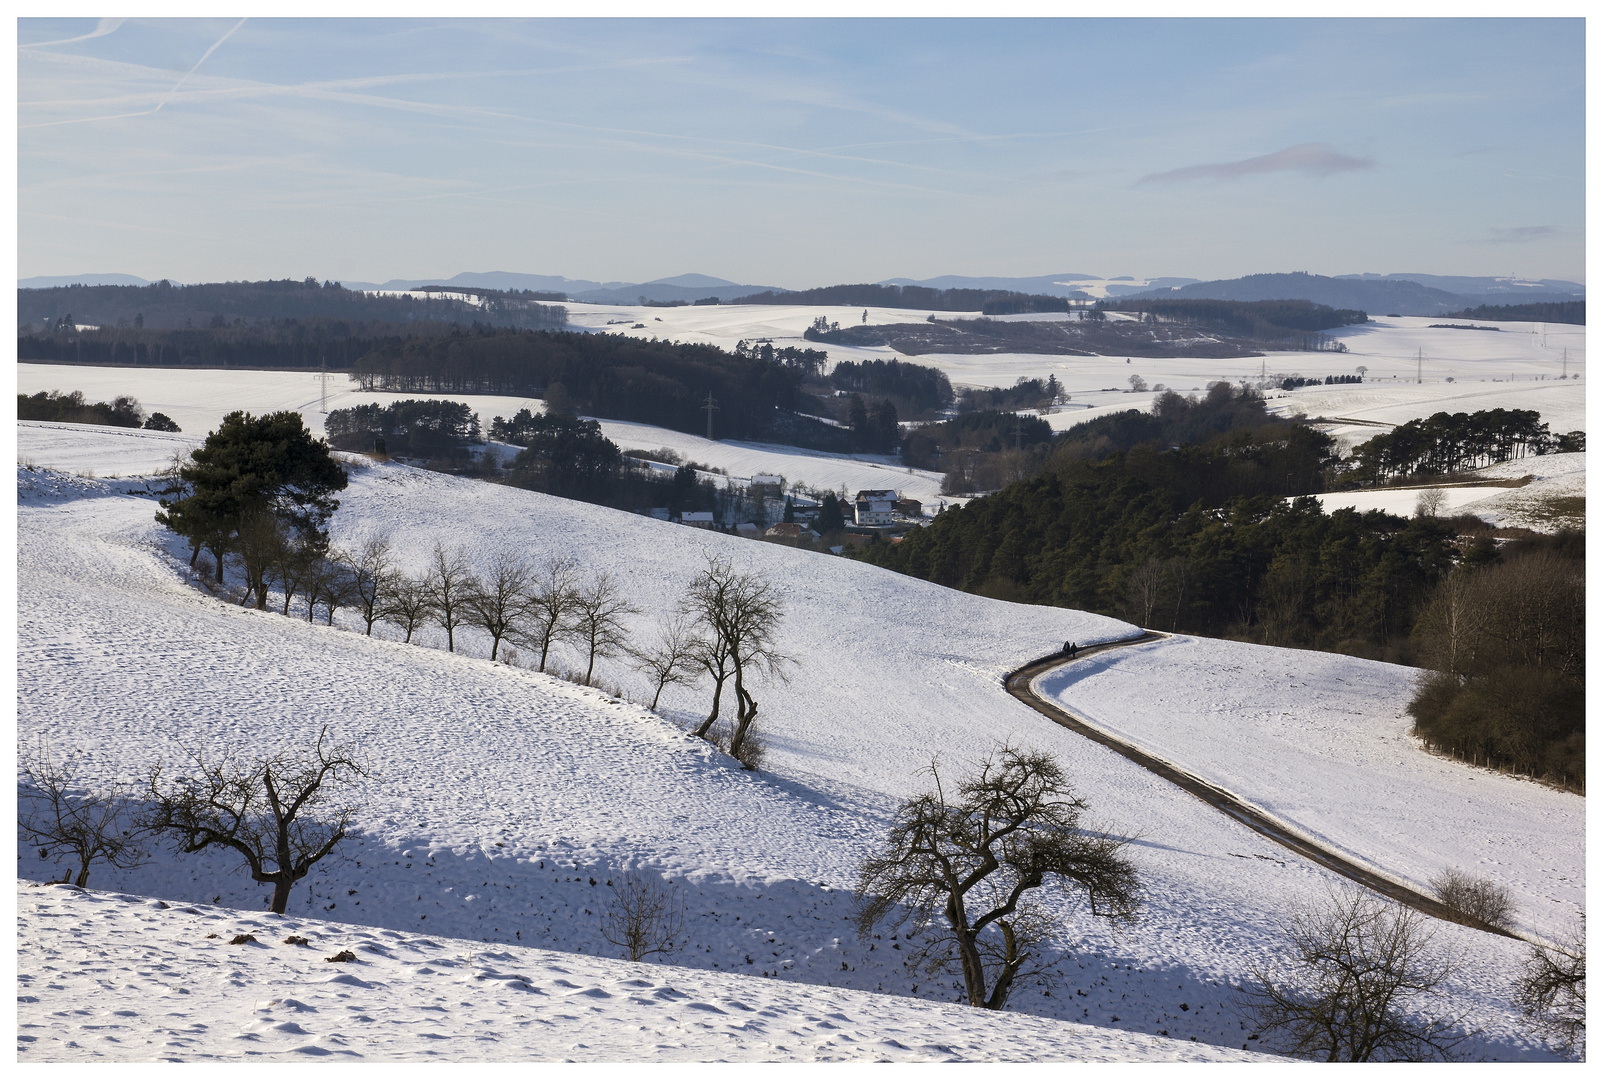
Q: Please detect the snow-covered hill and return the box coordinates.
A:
[15,426,1576,1061]
[16,882,1266,1062]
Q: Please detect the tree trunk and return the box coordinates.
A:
[270,876,293,914]
[693,673,728,740]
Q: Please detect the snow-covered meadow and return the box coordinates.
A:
[15,420,1578,1061]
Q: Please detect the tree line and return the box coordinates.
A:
[1439,301,1584,325]
[18,389,179,431]
[740,282,1085,312]
[19,277,567,332]
[20,318,467,370]
[348,328,806,442]
[1408,531,1584,788]
[1102,297,1368,339]
[1339,409,1575,485]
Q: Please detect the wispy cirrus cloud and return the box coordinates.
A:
[1487,225,1557,244]
[1137,142,1374,186]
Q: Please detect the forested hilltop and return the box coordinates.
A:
[856,384,1577,666]
[18,277,566,332]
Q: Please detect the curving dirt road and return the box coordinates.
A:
[1005,633,1521,940]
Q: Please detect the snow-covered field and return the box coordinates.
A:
[15,422,1576,1061]
[15,364,946,506]
[1034,637,1583,944]
[17,882,1262,1062]
[1311,452,1585,532]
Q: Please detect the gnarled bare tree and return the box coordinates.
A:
[1515,920,1585,1058]
[1239,884,1466,1061]
[147,727,368,914]
[19,742,149,888]
[855,745,1141,1011]
[683,555,788,763]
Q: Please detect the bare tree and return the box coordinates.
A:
[424,541,474,652]
[465,550,533,662]
[1126,556,1165,628]
[147,727,368,914]
[381,573,433,644]
[1414,487,1447,519]
[630,615,704,710]
[518,555,582,673]
[683,555,788,763]
[573,571,640,684]
[272,538,323,617]
[342,535,395,636]
[1239,885,1466,1061]
[302,551,353,625]
[1514,920,1585,1058]
[19,742,148,887]
[600,865,686,962]
[855,745,1141,1011]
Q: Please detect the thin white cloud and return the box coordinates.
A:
[1487,225,1557,244]
[20,17,126,49]
[1137,142,1374,186]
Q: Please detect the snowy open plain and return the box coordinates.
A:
[14,420,1580,1062]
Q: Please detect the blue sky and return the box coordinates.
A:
[18,17,1585,286]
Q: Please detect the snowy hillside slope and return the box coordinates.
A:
[15,428,1567,1059]
[16,883,1268,1062]
[1034,637,1583,942]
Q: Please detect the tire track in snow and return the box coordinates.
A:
[1004,634,1522,941]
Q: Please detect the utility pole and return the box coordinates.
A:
[703,391,719,441]
[316,357,336,414]
[1563,348,1568,378]
[1416,347,1422,385]
[1014,411,1021,451]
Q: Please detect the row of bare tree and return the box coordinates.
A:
[216,530,788,768]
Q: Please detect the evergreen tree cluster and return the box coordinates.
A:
[734,339,829,376]
[1438,301,1584,325]
[956,376,1062,413]
[1340,409,1559,485]
[858,412,1464,657]
[325,399,481,461]
[828,357,954,416]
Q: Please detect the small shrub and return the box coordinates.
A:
[729,726,768,771]
[326,949,357,963]
[600,866,685,962]
[229,933,259,945]
[1429,867,1516,931]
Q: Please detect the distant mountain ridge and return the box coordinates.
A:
[22,269,1583,316]
[1126,272,1585,317]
